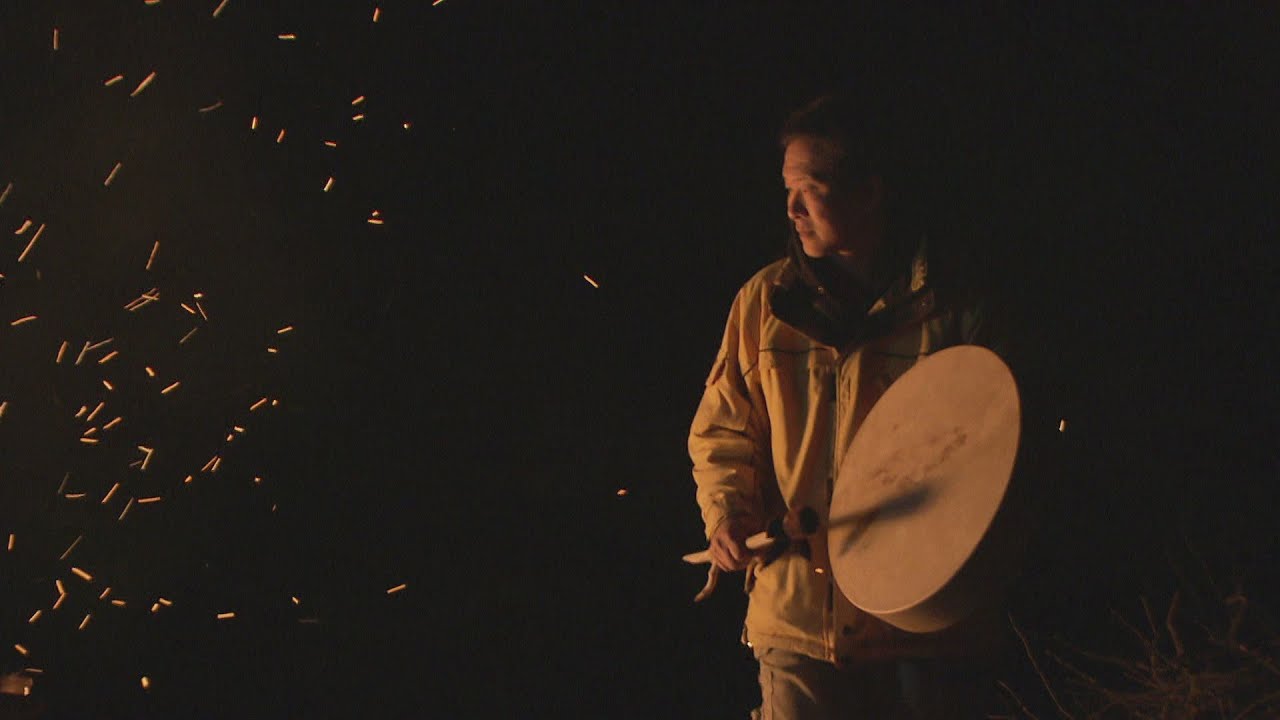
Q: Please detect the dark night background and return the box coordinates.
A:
[0,2,1276,718]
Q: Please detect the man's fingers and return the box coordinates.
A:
[726,536,744,563]
[711,537,748,571]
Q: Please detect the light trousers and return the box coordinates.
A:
[753,648,999,720]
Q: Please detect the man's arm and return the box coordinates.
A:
[689,287,769,570]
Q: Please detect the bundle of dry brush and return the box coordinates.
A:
[1003,588,1280,719]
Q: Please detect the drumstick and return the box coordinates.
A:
[682,506,819,564]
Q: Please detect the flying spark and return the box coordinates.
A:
[17,223,45,262]
[58,535,81,558]
[130,71,157,98]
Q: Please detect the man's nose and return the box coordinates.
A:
[786,190,806,219]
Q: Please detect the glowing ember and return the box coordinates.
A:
[60,536,83,560]
[103,162,123,187]
[130,71,157,98]
[17,223,44,262]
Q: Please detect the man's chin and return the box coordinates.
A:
[800,242,830,259]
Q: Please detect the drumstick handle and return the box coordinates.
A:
[681,532,775,564]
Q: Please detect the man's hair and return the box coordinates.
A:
[779,93,890,188]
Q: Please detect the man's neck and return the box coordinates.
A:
[832,252,879,296]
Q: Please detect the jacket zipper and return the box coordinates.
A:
[826,355,840,661]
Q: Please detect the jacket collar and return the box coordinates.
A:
[770,237,936,351]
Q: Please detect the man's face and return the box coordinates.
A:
[782,136,880,259]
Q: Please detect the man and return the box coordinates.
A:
[689,93,1009,718]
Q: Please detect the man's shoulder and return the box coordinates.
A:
[735,257,792,300]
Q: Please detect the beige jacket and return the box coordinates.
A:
[689,245,1004,664]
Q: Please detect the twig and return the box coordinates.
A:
[1226,591,1248,653]
[1010,614,1076,720]
[1233,688,1280,720]
[997,679,1042,720]
[1166,591,1185,659]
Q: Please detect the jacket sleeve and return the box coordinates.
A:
[688,286,770,540]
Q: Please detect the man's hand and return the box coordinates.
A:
[709,517,758,572]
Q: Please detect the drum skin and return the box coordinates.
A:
[828,345,1022,633]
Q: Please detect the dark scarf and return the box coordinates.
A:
[768,234,920,350]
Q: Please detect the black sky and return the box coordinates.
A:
[1,2,1277,717]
